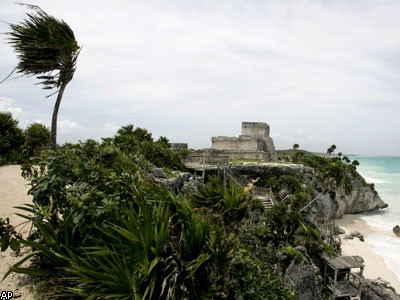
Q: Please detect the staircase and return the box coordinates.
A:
[227,168,275,210]
[257,194,275,210]
[252,187,275,210]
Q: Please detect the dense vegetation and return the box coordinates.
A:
[2,123,379,299]
[0,123,350,299]
[277,148,375,194]
[0,112,51,165]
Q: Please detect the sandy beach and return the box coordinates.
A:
[336,214,400,292]
[0,165,34,298]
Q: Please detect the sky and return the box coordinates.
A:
[1,0,400,156]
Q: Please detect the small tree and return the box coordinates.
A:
[0,112,24,164]
[293,144,299,150]
[23,123,51,156]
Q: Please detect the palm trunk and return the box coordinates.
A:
[51,82,67,150]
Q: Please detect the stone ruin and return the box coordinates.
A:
[210,122,277,161]
[171,122,278,165]
[170,143,188,152]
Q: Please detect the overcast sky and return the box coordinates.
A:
[1,0,400,155]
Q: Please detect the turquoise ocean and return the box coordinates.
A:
[349,156,400,282]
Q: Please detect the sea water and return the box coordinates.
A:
[349,156,400,283]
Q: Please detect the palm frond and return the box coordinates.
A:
[5,5,80,90]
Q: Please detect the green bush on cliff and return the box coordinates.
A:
[296,152,372,194]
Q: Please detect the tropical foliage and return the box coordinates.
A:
[3,128,370,299]
[0,112,50,165]
[277,147,372,194]
[1,126,306,299]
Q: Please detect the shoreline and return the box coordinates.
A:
[336,214,400,292]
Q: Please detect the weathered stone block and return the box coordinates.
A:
[210,121,277,161]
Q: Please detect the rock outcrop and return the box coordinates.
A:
[344,231,365,242]
[362,278,400,300]
[284,259,323,300]
[150,169,202,193]
[231,163,388,219]
[312,176,387,219]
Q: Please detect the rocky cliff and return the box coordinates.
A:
[231,162,388,219]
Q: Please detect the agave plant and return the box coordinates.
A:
[2,203,76,280]
[60,183,233,299]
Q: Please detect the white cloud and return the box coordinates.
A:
[1,1,400,154]
[104,122,120,134]
[59,118,84,133]
[0,97,24,119]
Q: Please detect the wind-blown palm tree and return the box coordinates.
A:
[5,4,80,149]
[326,144,336,157]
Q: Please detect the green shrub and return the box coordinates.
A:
[0,111,24,164]
[229,249,293,300]
[23,123,51,157]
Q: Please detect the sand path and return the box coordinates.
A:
[0,165,35,298]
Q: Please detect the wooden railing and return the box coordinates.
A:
[252,187,275,205]
[184,155,230,169]
[315,218,335,235]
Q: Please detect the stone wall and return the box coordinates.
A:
[211,136,265,151]
[241,121,270,137]
[170,143,188,151]
[211,121,277,161]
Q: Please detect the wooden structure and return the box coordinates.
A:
[184,155,230,170]
[184,155,230,182]
[227,168,276,209]
[323,255,364,300]
[184,155,276,209]
[315,218,336,247]
[252,187,275,209]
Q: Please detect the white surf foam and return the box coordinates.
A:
[363,176,391,184]
[366,233,400,282]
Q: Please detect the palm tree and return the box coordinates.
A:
[326,144,336,157]
[5,4,80,149]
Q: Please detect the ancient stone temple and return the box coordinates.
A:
[211,122,277,161]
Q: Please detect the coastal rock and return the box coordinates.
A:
[344,231,365,242]
[312,179,387,219]
[231,163,388,219]
[284,260,323,300]
[335,226,345,234]
[362,278,400,300]
[393,225,400,238]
